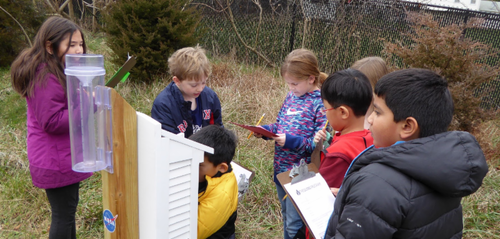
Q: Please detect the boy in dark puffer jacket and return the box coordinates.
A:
[325,68,489,239]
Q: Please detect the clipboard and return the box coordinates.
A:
[231,162,255,201]
[228,121,278,138]
[277,159,319,186]
[105,56,137,88]
[277,160,335,239]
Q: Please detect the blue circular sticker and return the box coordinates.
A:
[103,209,117,233]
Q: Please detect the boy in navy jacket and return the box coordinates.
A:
[151,46,222,138]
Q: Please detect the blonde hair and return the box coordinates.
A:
[351,56,389,89]
[168,45,211,81]
[280,49,328,86]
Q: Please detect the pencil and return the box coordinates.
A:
[248,113,266,139]
[323,120,329,131]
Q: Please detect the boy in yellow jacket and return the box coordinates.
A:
[189,125,238,239]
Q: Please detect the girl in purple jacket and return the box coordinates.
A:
[11,17,91,239]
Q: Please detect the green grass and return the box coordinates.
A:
[1,34,499,239]
[0,44,286,238]
[0,68,26,128]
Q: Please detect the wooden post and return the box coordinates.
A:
[102,88,139,239]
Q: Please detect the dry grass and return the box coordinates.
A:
[474,120,500,167]
[463,168,500,239]
[462,119,500,239]
[1,41,499,238]
[117,56,288,238]
[207,58,287,238]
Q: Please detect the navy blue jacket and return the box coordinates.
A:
[151,82,223,138]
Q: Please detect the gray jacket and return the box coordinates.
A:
[325,131,488,239]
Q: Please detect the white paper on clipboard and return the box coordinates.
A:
[231,162,255,200]
[283,173,336,239]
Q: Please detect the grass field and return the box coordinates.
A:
[0,32,499,238]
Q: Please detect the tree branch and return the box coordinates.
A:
[190,2,229,13]
[225,0,275,67]
[44,0,70,18]
[58,0,70,13]
[197,0,276,67]
[0,6,32,47]
[251,0,263,48]
[44,0,57,12]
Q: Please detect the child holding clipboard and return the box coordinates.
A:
[254,49,328,239]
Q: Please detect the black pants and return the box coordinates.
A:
[45,182,80,239]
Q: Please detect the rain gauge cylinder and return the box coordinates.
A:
[65,54,113,173]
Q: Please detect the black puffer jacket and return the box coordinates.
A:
[325,131,489,239]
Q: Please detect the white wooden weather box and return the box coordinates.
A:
[137,112,213,238]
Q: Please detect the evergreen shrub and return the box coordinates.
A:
[103,0,202,82]
[0,0,45,67]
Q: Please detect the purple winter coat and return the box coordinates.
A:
[26,67,92,189]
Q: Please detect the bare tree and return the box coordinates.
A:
[0,6,32,47]
[192,0,276,67]
[43,0,116,31]
[43,0,71,18]
[92,0,96,31]
[68,0,74,20]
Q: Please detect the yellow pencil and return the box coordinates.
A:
[248,113,266,139]
[323,120,329,131]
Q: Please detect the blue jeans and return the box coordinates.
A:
[276,182,303,239]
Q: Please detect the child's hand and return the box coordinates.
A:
[273,134,286,147]
[330,187,339,197]
[314,128,327,144]
[254,126,265,138]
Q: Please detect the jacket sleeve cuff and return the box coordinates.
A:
[261,125,271,140]
[284,134,302,149]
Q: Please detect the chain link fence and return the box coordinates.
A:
[193,0,500,108]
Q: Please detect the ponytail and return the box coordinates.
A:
[318,72,329,86]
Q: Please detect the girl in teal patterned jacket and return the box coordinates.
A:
[255,49,328,239]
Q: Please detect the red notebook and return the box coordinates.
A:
[228,121,278,138]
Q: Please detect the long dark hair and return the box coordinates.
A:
[11,16,87,97]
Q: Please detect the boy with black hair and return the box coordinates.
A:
[325,68,489,239]
[189,125,238,239]
[314,69,374,189]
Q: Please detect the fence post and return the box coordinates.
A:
[462,9,470,36]
[290,1,297,53]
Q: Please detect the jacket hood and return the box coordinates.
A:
[353,131,489,197]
